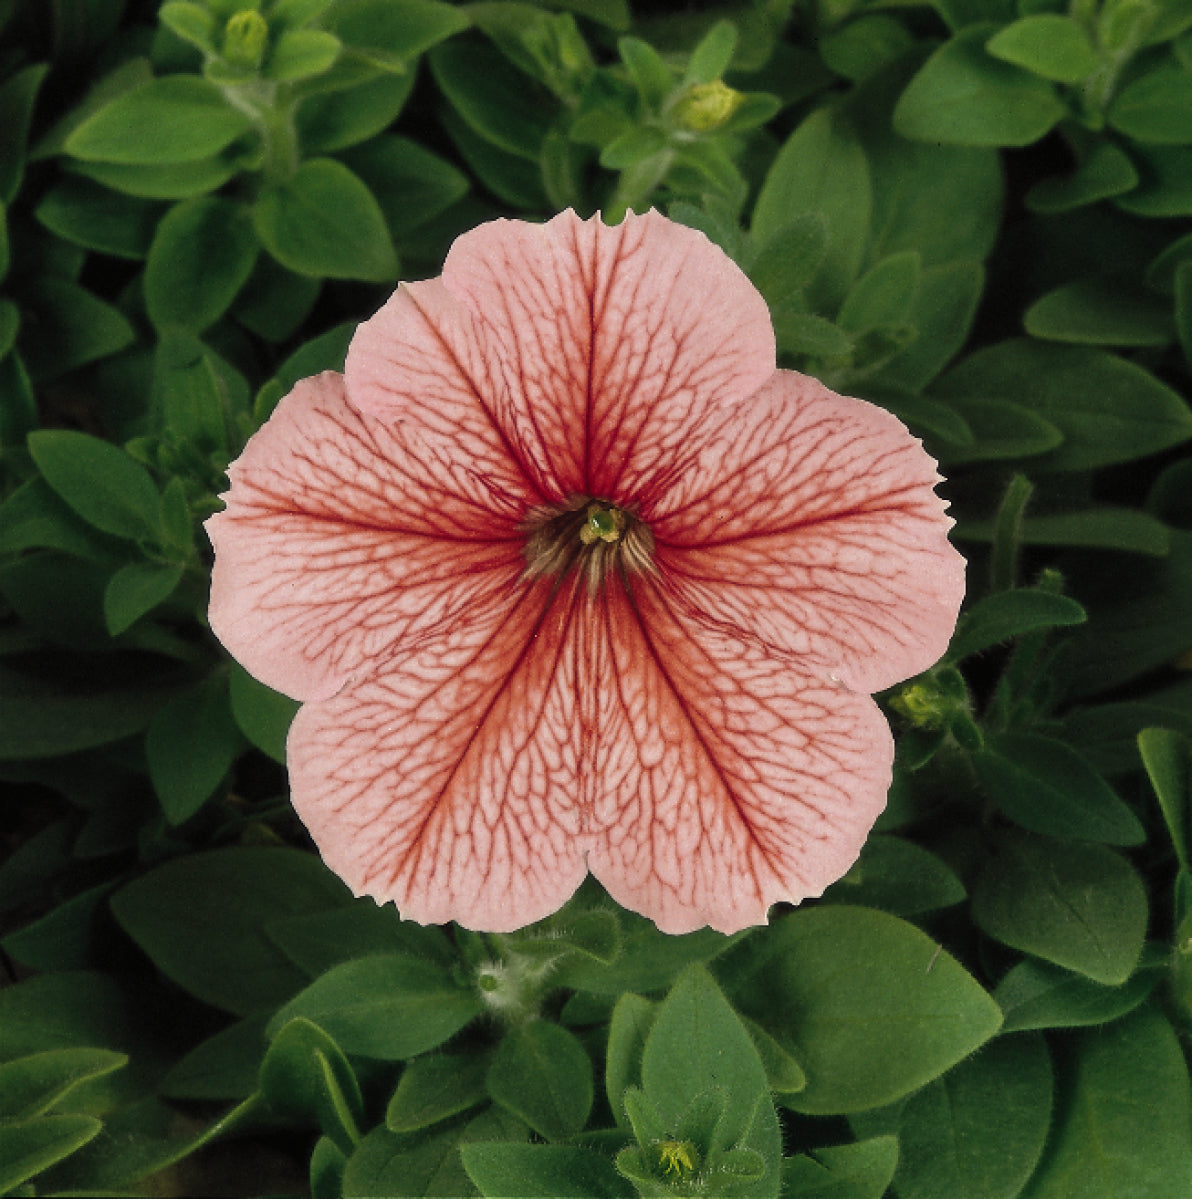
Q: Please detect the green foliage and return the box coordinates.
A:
[4,0,1192,1192]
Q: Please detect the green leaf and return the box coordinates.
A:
[145,197,259,332]
[719,907,1002,1115]
[1027,141,1140,213]
[232,255,321,342]
[253,157,397,280]
[1139,727,1192,871]
[344,1107,529,1197]
[154,341,232,456]
[159,2,216,52]
[852,60,1003,268]
[684,20,737,85]
[260,1017,363,1153]
[70,155,238,199]
[852,1032,1052,1199]
[773,311,852,357]
[34,176,160,259]
[1021,1007,1192,1198]
[1061,531,1192,695]
[894,26,1066,146]
[642,965,781,1195]
[0,970,140,1064]
[1109,63,1192,144]
[605,993,656,1131]
[824,834,967,916]
[438,104,547,208]
[752,104,872,312]
[1,885,117,973]
[487,1021,593,1141]
[876,259,985,390]
[340,134,468,239]
[975,733,1145,845]
[110,847,350,1015]
[65,75,252,164]
[949,588,1087,658]
[19,278,135,381]
[227,660,298,763]
[820,15,916,83]
[972,830,1147,984]
[429,36,553,159]
[311,1136,348,1199]
[933,398,1063,464]
[0,1114,103,1194]
[27,430,162,542]
[0,63,49,204]
[103,561,185,636]
[461,1142,633,1199]
[986,15,1098,82]
[325,0,470,69]
[0,657,182,760]
[618,35,673,109]
[159,1012,270,1101]
[782,1136,898,1199]
[146,673,243,824]
[386,1051,489,1131]
[267,29,342,81]
[955,506,1172,556]
[296,72,415,154]
[268,954,483,1059]
[938,339,1192,470]
[1024,279,1174,346]
[550,910,738,995]
[746,214,828,310]
[838,249,921,333]
[0,1048,127,1120]
[995,953,1162,1032]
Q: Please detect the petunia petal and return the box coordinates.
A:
[345,277,553,506]
[285,576,593,931]
[648,370,966,694]
[424,208,776,500]
[584,577,894,935]
[206,372,531,703]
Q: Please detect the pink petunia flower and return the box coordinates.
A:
[206,209,965,935]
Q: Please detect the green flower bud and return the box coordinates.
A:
[224,9,269,71]
[669,80,745,132]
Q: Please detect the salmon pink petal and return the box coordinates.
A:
[379,208,775,500]
[286,578,593,931]
[206,372,531,703]
[582,579,893,934]
[649,370,966,694]
[345,277,553,504]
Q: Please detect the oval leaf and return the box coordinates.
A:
[110,847,350,1015]
[719,907,1003,1114]
[145,197,259,332]
[894,26,1066,147]
[971,830,1146,985]
[975,732,1145,845]
[267,954,483,1059]
[65,75,252,164]
[253,157,397,281]
[487,1021,593,1141]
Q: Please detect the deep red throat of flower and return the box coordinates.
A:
[205,209,966,935]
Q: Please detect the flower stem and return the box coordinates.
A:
[990,472,1033,594]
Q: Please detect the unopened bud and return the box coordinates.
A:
[670,79,744,132]
[224,9,269,71]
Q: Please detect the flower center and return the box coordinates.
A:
[521,497,654,590]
